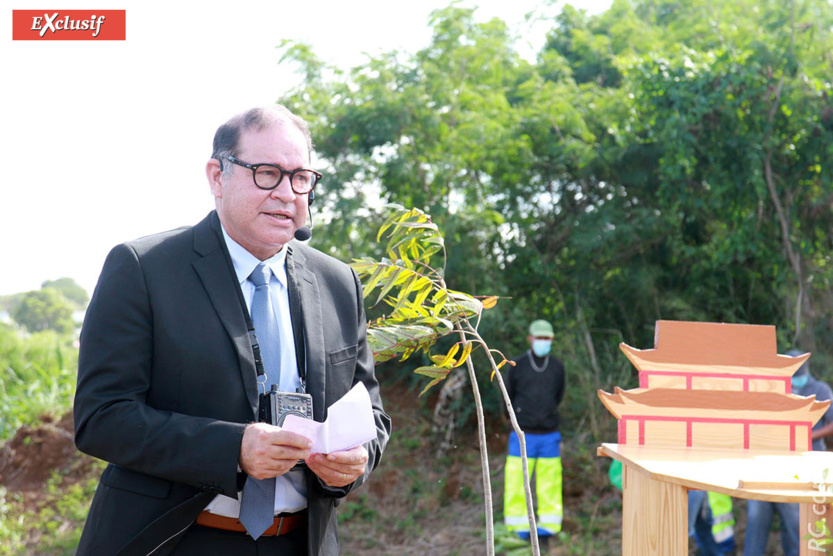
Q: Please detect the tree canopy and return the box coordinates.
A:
[277,0,833,428]
[12,288,76,335]
[41,278,89,309]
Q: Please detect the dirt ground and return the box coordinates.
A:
[338,384,623,555]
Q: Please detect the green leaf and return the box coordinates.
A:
[418,377,445,397]
[350,259,378,275]
[414,365,452,396]
[414,365,450,379]
[393,221,440,231]
[361,263,387,300]
[376,206,406,242]
[375,267,404,306]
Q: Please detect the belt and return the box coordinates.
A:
[196,510,306,537]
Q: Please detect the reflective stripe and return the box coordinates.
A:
[538,514,563,525]
[505,516,530,526]
[712,524,734,543]
[712,513,733,526]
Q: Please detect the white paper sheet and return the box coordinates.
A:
[282,382,377,454]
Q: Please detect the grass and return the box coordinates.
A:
[0,457,104,556]
[0,326,78,440]
[0,325,89,555]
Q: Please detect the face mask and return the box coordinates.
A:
[792,374,809,389]
[532,339,552,357]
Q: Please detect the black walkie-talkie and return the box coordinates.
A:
[259,384,313,427]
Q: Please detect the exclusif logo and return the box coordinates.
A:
[12,10,126,40]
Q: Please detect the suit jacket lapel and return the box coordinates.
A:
[286,245,327,421]
[192,212,259,418]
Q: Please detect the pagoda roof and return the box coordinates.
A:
[619,320,810,377]
[598,387,830,425]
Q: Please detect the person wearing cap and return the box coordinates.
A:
[742,350,833,556]
[502,319,566,543]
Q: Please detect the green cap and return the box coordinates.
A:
[528,319,554,338]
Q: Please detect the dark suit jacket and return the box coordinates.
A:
[73,211,390,556]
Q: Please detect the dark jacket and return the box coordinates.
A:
[73,211,390,555]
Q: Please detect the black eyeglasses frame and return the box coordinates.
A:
[223,155,321,195]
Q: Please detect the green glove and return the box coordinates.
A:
[608,459,623,491]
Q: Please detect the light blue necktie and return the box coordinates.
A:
[239,263,279,539]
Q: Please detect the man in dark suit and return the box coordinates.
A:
[73,105,391,555]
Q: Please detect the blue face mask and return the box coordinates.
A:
[792,374,810,389]
[532,339,552,357]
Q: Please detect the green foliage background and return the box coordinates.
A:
[10,290,75,336]
[0,324,92,555]
[279,0,833,442]
[0,277,89,554]
[0,327,78,441]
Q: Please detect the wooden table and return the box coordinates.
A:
[598,443,833,555]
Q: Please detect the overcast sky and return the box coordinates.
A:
[1,0,611,297]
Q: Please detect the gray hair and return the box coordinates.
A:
[211,105,313,178]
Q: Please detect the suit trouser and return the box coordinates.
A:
[171,523,306,555]
[504,430,562,537]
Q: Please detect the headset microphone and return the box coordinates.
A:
[293,190,316,241]
[294,226,312,241]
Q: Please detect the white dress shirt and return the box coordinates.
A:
[204,227,307,517]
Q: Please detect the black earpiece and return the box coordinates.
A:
[308,190,315,205]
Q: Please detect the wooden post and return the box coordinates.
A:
[800,501,833,556]
[622,464,688,555]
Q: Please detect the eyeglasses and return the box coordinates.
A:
[224,155,321,195]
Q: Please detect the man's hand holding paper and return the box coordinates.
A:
[306,445,369,487]
[282,382,378,487]
[282,382,377,454]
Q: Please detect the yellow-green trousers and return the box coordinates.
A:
[504,430,562,538]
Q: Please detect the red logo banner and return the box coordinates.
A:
[12,10,126,40]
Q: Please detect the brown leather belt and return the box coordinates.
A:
[196,510,306,537]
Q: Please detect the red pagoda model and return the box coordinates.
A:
[598,320,829,452]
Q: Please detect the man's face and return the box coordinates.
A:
[207,122,310,260]
[528,334,553,357]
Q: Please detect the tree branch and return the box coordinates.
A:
[763,73,805,342]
